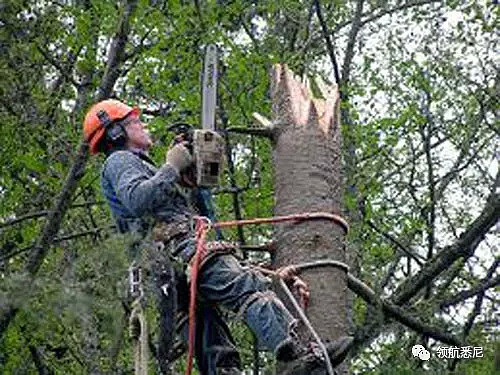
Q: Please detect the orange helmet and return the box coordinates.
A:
[83,99,139,154]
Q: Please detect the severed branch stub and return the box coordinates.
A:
[225,112,275,139]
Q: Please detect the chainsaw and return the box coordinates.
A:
[168,44,225,188]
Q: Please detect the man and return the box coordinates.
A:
[83,99,352,375]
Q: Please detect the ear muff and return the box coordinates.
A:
[97,110,127,147]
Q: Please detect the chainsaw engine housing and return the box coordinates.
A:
[193,129,225,187]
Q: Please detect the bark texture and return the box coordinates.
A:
[270,65,347,371]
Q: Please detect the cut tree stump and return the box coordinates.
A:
[270,65,348,374]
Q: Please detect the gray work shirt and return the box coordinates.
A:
[100,150,190,233]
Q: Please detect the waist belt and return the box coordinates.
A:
[152,220,237,264]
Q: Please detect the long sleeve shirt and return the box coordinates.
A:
[101,149,191,233]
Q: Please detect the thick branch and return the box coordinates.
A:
[392,190,500,305]
[25,144,90,274]
[98,0,138,99]
[348,275,463,346]
[352,186,499,355]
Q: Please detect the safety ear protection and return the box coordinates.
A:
[97,110,127,147]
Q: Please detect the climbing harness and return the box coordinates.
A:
[185,212,350,375]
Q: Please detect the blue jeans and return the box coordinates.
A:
[198,254,296,355]
[166,236,297,374]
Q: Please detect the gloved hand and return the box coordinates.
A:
[166,142,193,174]
[277,265,310,309]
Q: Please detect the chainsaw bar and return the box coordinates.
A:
[201,44,218,131]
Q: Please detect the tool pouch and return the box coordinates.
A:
[152,218,193,261]
[152,217,191,243]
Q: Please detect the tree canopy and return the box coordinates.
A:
[0,0,498,374]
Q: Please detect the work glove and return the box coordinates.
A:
[277,265,310,309]
[166,142,193,175]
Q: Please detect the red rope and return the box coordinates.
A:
[213,212,349,233]
[185,218,209,375]
[185,212,349,375]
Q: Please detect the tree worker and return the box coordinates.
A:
[83,98,352,375]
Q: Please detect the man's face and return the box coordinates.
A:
[124,114,153,151]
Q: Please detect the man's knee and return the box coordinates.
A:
[198,255,271,309]
[235,290,278,320]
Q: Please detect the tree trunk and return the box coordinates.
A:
[270,65,347,373]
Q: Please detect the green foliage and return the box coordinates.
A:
[1,0,498,373]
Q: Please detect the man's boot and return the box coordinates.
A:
[278,336,354,375]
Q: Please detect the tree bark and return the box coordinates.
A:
[270,65,347,373]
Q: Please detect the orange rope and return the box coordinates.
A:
[185,212,349,375]
[213,212,349,233]
[185,218,209,375]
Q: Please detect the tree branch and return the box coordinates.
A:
[348,275,463,346]
[212,185,250,195]
[341,0,365,84]
[239,15,260,52]
[378,255,401,292]
[98,0,139,99]
[313,0,341,85]
[0,201,105,229]
[35,44,80,87]
[225,127,274,138]
[366,220,425,265]
[331,0,442,35]
[392,188,500,305]
[358,0,442,29]
[1,226,115,262]
[440,260,499,309]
